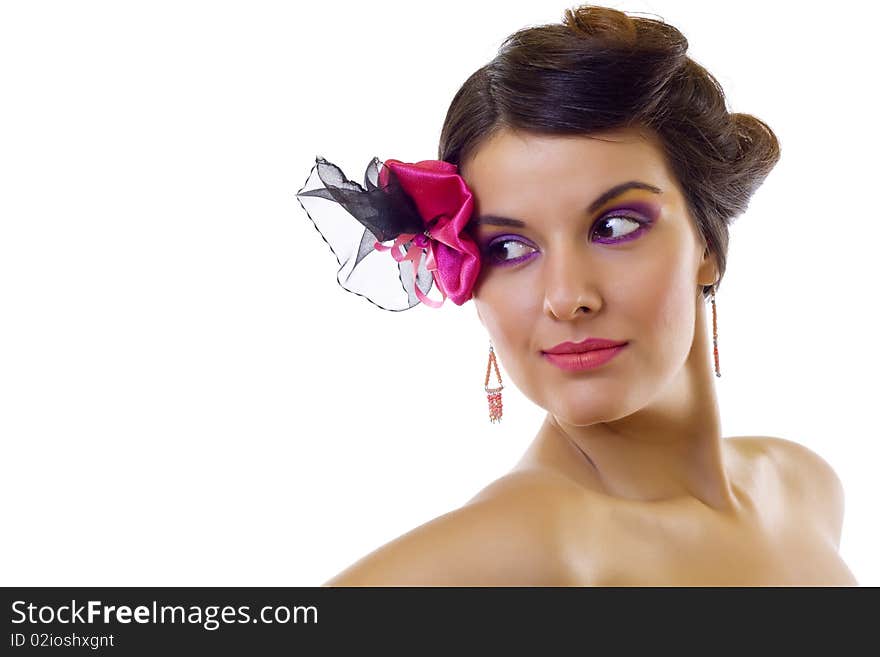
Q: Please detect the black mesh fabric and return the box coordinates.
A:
[295,156,438,311]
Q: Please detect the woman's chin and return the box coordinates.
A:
[547,402,617,427]
[541,385,641,426]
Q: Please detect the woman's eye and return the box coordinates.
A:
[482,238,536,265]
[591,215,644,242]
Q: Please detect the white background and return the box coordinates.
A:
[1,0,877,586]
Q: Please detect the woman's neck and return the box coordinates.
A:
[521,295,739,512]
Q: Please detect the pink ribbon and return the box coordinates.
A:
[373,232,445,308]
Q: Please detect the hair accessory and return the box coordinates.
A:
[484,340,504,423]
[295,156,482,311]
[710,283,721,377]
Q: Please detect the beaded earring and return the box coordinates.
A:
[710,283,721,378]
[484,340,504,423]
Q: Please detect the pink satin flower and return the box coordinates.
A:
[373,158,481,307]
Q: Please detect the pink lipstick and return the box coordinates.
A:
[541,338,628,372]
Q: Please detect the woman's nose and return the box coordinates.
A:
[541,242,603,320]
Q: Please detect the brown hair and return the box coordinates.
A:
[438,4,781,299]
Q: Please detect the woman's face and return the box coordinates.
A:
[460,127,718,425]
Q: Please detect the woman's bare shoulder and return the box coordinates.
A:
[739,435,845,546]
[464,466,592,507]
[322,470,582,587]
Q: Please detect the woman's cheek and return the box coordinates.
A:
[647,268,698,369]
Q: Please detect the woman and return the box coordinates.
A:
[297,4,857,585]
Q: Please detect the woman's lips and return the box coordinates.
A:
[541,344,627,371]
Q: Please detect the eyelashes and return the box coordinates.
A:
[481,238,537,266]
[479,210,654,267]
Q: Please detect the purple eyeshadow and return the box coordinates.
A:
[608,200,661,222]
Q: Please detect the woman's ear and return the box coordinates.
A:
[697,245,719,287]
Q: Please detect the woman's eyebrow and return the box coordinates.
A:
[471,180,663,227]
